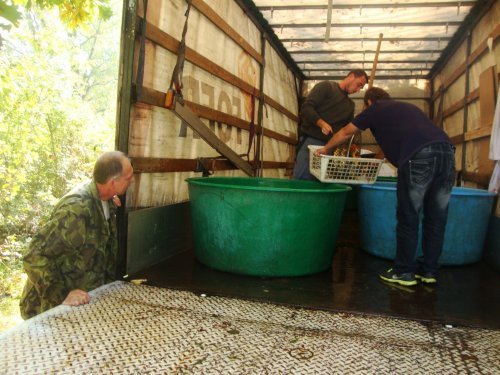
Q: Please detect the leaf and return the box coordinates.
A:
[0,1,22,26]
[97,3,112,20]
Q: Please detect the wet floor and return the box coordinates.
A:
[128,244,500,330]
[5,281,499,374]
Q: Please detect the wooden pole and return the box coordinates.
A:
[359,33,384,156]
[325,0,333,42]
[368,33,384,88]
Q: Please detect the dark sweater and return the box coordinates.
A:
[300,81,355,142]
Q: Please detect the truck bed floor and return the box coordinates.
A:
[129,246,500,330]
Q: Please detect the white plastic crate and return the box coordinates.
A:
[308,145,383,184]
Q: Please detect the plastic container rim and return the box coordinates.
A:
[358,182,497,197]
[186,177,352,194]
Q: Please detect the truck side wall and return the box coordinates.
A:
[431,1,499,188]
[121,0,299,209]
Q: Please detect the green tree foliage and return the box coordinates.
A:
[0,0,112,30]
[0,0,122,330]
[0,3,121,239]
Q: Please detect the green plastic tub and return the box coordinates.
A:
[186,177,351,277]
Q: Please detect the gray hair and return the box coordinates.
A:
[93,151,128,184]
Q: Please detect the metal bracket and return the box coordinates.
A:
[196,158,213,177]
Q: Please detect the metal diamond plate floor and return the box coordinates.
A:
[1,281,499,374]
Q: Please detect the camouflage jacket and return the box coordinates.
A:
[20,180,118,319]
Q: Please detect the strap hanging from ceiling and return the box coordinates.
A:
[165,0,192,108]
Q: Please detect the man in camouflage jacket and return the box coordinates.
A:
[20,151,134,319]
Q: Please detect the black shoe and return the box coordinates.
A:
[415,272,437,284]
[379,268,417,286]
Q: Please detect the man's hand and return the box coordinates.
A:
[317,119,333,136]
[62,289,91,306]
[112,195,121,207]
[314,147,330,156]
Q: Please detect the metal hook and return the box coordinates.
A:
[196,158,213,177]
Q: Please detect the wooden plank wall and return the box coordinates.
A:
[431,2,500,188]
[124,0,300,208]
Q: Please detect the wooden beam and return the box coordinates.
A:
[442,88,479,119]
[283,37,450,43]
[443,60,466,92]
[461,171,492,187]
[143,19,257,96]
[468,22,500,66]
[450,134,464,145]
[257,2,475,10]
[307,75,428,80]
[262,95,299,123]
[131,157,232,173]
[290,50,440,55]
[130,157,292,173]
[140,17,298,123]
[464,126,492,141]
[185,100,249,131]
[173,99,254,176]
[191,0,263,65]
[269,22,462,28]
[448,123,492,144]
[185,100,297,144]
[136,85,297,145]
[432,23,500,101]
[297,59,434,64]
[262,161,294,169]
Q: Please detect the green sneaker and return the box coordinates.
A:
[415,272,437,284]
[379,268,417,286]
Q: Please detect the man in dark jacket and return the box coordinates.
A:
[293,69,368,180]
[315,87,455,286]
[20,151,134,319]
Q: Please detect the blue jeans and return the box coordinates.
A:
[293,136,325,180]
[395,142,456,274]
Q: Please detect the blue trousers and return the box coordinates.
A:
[293,136,325,180]
[395,142,456,274]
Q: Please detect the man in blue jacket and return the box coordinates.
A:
[315,87,455,286]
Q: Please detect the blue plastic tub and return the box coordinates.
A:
[357,182,496,265]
